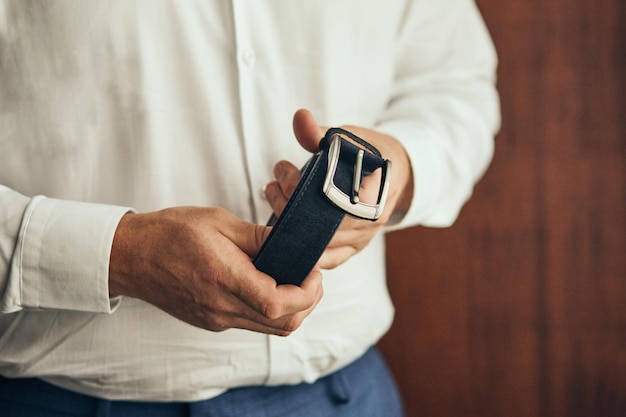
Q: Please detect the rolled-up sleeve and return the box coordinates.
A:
[0,185,131,314]
[377,0,501,229]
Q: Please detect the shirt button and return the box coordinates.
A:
[242,49,256,66]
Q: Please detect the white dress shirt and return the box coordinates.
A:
[0,0,500,401]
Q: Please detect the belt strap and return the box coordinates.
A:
[254,128,391,286]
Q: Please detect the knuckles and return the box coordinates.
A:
[260,301,307,333]
[278,315,303,333]
[261,299,285,321]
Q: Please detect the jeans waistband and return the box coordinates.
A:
[0,347,403,417]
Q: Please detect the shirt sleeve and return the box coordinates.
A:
[377,0,501,230]
[0,185,132,314]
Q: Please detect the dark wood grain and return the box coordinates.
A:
[378,1,626,416]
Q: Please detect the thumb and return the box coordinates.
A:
[292,108,327,153]
[234,222,272,258]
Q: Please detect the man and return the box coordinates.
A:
[0,1,500,416]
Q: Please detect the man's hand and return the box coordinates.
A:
[109,206,323,336]
[264,109,414,269]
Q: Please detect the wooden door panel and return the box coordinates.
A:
[378,1,626,416]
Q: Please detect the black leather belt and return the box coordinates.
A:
[254,128,391,286]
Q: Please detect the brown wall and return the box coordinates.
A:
[378,1,626,416]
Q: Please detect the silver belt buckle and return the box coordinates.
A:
[322,133,392,221]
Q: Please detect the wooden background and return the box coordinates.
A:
[378,0,626,416]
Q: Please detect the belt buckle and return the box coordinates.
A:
[322,132,392,221]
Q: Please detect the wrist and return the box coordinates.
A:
[109,212,139,297]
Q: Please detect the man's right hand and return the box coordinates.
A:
[108,207,323,336]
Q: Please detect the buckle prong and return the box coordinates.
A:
[351,149,364,204]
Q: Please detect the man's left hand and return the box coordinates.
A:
[264,109,414,269]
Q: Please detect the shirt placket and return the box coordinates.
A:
[230,0,295,386]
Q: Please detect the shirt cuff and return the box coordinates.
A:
[11,196,133,313]
[376,121,449,231]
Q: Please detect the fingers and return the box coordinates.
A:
[228,266,324,335]
[273,161,301,198]
[319,220,378,269]
[264,181,287,217]
[319,246,358,270]
[215,210,272,258]
[231,265,323,318]
[274,266,324,317]
[292,108,327,153]
[182,233,322,336]
[264,161,301,216]
[215,202,324,333]
[236,222,271,258]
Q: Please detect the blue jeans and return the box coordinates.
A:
[0,347,404,417]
